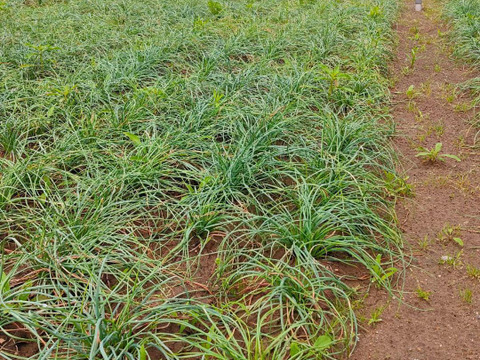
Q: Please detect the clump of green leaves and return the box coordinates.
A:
[369,5,382,18]
[440,250,463,268]
[437,223,463,246]
[290,335,334,358]
[207,0,223,15]
[416,286,431,301]
[384,171,414,197]
[460,288,473,304]
[406,85,418,99]
[319,64,349,96]
[408,46,419,68]
[415,143,461,163]
[417,235,431,250]
[368,305,386,326]
[466,263,480,279]
[25,43,59,69]
[371,254,398,286]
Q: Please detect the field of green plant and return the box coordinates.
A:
[445,0,480,64]
[444,0,480,129]
[0,0,403,358]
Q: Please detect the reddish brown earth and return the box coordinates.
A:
[351,0,480,359]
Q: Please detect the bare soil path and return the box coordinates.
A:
[351,0,480,359]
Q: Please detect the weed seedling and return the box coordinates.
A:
[460,288,473,304]
[431,122,445,137]
[415,143,461,163]
[368,305,385,326]
[25,43,59,69]
[407,100,419,113]
[415,109,428,123]
[406,85,417,99]
[437,224,463,246]
[384,171,414,198]
[408,46,419,68]
[416,286,431,301]
[212,89,224,109]
[371,254,398,286]
[417,235,430,250]
[319,64,349,96]
[440,250,463,269]
[466,264,480,279]
[454,102,473,112]
[207,0,223,15]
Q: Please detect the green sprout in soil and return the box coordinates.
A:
[368,305,386,326]
[460,288,473,304]
[416,286,432,301]
[416,142,461,163]
[466,264,480,279]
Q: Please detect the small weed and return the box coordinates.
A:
[368,305,385,326]
[408,46,419,68]
[371,254,398,286]
[442,84,458,103]
[434,64,441,72]
[369,5,382,18]
[193,17,209,30]
[415,111,423,123]
[416,286,431,301]
[402,66,412,75]
[439,250,463,269]
[406,85,418,99]
[384,171,414,197]
[212,89,224,109]
[454,102,472,112]
[207,0,224,15]
[319,64,349,96]
[460,288,473,304]
[466,264,480,279]
[417,235,430,250]
[409,26,419,36]
[25,43,59,69]
[47,84,77,103]
[407,100,419,113]
[431,122,445,137]
[437,223,463,246]
[420,82,432,97]
[415,143,461,163]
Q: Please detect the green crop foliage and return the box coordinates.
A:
[444,0,480,66]
[444,0,480,131]
[0,0,403,358]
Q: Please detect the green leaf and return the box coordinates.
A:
[453,237,464,247]
[442,154,461,162]
[124,132,141,146]
[381,267,398,280]
[415,152,429,157]
[18,280,33,301]
[434,142,443,152]
[138,344,147,360]
[290,341,301,357]
[314,335,333,351]
[47,105,55,117]
[1,271,10,294]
